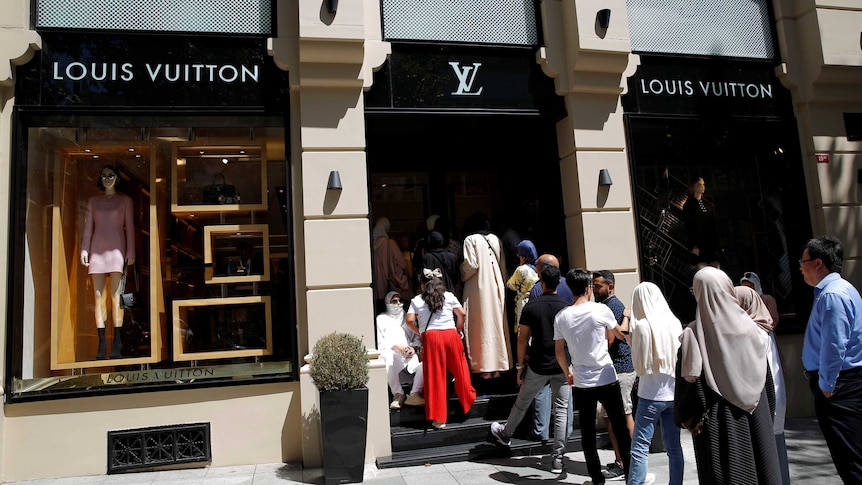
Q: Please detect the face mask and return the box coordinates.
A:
[385,303,403,317]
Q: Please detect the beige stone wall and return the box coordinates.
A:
[773,0,862,417]
[2,383,301,482]
[539,0,641,298]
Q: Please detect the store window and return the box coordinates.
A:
[626,116,813,328]
[8,114,295,400]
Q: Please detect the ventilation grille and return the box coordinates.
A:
[108,423,211,473]
[382,0,539,46]
[626,0,775,59]
[35,0,273,35]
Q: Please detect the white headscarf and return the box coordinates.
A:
[630,282,683,377]
[680,266,766,413]
[740,271,763,295]
[372,217,390,240]
[384,290,404,318]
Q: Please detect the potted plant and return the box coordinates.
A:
[309,332,370,484]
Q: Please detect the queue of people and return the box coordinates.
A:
[371,213,861,485]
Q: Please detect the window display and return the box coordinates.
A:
[12,115,294,397]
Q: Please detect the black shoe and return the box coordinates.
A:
[602,462,625,481]
[96,328,107,360]
[110,333,122,359]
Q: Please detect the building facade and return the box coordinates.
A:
[0,0,859,481]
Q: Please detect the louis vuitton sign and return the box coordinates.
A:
[24,33,285,108]
[365,43,550,112]
[623,57,793,118]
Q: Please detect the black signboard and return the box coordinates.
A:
[365,43,552,113]
[623,56,792,118]
[17,33,287,108]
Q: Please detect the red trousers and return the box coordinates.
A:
[422,329,476,423]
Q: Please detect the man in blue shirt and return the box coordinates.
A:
[800,236,862,483]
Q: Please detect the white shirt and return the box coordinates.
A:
[408,292,462,332]
[554,301,618,388]
[637,373,676,401]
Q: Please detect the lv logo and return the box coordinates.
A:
[449,62,484,96]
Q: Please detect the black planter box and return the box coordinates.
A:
[320,387,369,484]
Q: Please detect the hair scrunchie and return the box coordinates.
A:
[422,267,442,280]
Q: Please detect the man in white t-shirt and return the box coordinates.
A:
[554,268,631,485]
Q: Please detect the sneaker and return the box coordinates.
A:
[404,392,425,406]
[644,473,656,485]
[550,456,564,474]
[602,461,625,481]
[490,422,511,446]
[389,393,405,410]
[432,420,446,429]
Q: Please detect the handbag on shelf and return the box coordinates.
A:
[120,264,142,309]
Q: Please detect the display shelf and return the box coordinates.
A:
[203,224,270,284]
[171,141,268,214]
[172,296,273,361]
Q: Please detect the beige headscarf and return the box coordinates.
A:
[630,282,683,376]
[679,266,766,413]
[734,285,774,334]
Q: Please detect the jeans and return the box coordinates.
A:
[533,383,574,440]
[630,397,683,485]
[503,368,571,460]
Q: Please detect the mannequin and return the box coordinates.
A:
[80,166,136,360]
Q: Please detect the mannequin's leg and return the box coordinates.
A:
[109,272,124,358]
[92,274,108,359]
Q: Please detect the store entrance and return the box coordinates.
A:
[366,113,567,274]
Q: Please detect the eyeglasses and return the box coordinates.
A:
[798,258,815,266]
[100,173,116,180]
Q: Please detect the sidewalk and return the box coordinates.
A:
[3,417,840,484]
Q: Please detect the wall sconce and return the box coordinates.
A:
[327,170,342,191]
[597,9,611,29]
[326,0,337,14]
[598,169,613,187]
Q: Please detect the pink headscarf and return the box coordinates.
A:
[734,285,774,334]
[679,266,767,413]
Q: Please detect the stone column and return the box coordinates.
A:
[268,0,392,467]
[537,0,641,294]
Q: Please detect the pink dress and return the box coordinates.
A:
[81,193,135,274]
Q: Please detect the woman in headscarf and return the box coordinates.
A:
[376,291,424,409]
[677,266,781,484]
[506,239,539,334]
[372,217,412,311]
[629,282,684,485]
[460,212,510,379]
[422,230,459,295]
[735,285,790,485]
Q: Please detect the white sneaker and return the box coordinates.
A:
[644,473,656,485]
[389,393,405,410]
[490,422,511,446]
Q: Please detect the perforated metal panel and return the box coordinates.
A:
[382,0,538,46]
[108,423,211,473]
[626,0,775,59]
[35,0,273,35]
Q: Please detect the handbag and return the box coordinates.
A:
[120,264,142,308]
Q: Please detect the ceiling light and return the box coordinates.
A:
[222,158,229,164]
